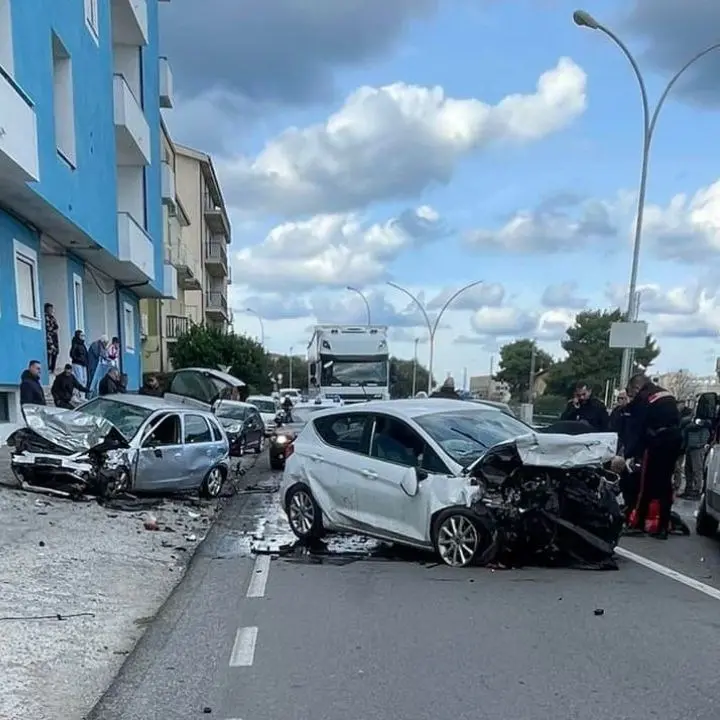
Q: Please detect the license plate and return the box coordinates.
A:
[40,457,62,467]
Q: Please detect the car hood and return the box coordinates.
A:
[217,416,241,429]
[18,404,130,454]
[466,431,618,475]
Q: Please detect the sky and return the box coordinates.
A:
[160,0,720,384]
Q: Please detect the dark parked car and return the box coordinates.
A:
[163,368,246,409]
[214,401,265,456]
[269,405,327,471]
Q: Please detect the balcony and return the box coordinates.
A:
[113,74,150,166]
[117,212,154,281]
[159,56,174,109]
[166,314,190,339]
[205,240,228,276]
[161,161,176,209]
[163,263,178,300]
[203,192,230,236]
[0,68,39,184]
[165,239,201,291]
[111,0,148,46]
[206,290,229,320]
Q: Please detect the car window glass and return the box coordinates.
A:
[170,372,212,403]
[371,415,451,474]
[143,414,181,447]
[313,413,371,454]
[79,398,153,440]
[208,418,222,441]
[184,414,212,443]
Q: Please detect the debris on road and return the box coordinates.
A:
[0,480,218,720]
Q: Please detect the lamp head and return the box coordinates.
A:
[573,9,600,29]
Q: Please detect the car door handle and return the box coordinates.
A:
[362,469,378,479]
[153,448,162,458]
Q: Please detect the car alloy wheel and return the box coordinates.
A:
[436,514,480,567]
[288,488,316,536]
[204,467,224,498]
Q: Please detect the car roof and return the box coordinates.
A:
[306,398,502,420]
[86,394,215,417]
[215,400,255,409]
[247,395,275,402]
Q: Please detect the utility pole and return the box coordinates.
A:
[528,343,537,404]
[289,346,293,389]
[462,366,467,392]
[411,338,419,396]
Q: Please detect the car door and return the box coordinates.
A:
[705,443,720,514]
[133,413,187,491]
[183,413,224,486]
[245,409,263,447]
[354,414,454,544]
[305,411,373,530]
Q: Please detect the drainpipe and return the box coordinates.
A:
[115,284,124,375]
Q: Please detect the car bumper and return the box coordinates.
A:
[227,434,243,457]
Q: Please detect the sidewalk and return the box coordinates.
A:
[0,451,220,720]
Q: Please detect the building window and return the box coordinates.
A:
[123,301,136,353]
[84,0,99,42]
[51,32,76,168]
[0,0,13,77]
[14,240,41,330]
[72,273,84,332]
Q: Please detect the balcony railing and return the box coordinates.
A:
[166,315,190,338]
[205,241,227,268]
[206,290,228,313]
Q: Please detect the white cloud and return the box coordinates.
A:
[470,306,538,337]
[465,193,620,254]
[606,282,701,315]
[427,283,505,311]
[541,282,587,309]
[219,58,587,215]
[233,206,446,291]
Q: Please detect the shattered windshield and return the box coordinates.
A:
[215,404,248,421]
[77,398,153,440]
[415,408,530,467]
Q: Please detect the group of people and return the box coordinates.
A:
[559,376,701,539]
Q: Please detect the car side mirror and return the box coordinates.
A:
[416,468,428,481]
[400,466,419,497]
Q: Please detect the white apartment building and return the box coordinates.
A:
[140,132,232,374]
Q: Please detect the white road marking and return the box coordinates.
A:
[616,546,720,602]
[246,555,271,598]
[229,627,258,667]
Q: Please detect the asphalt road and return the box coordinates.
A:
[89,456,720,720]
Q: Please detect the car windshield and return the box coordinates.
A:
[415,408,531,467]
[78,398,154,440]
[288,406,326,425]
[250,400,276,414]
[216,404,248,421]
[320,359,387,386]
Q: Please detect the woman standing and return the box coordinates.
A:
[107,336,120,367]
[44,303,59,375]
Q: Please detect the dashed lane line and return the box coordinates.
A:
[229,627,258,667]
[616,546,720,602]
[246,555,271,598]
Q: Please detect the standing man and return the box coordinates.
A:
[609,389,631,452]
[682,407,710,499]
[51,364,87,409]
[20,360,45,406]
[430,377,461,399]
[560,381,609,431]
[619,373,682,539]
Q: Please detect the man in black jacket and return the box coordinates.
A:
[430,377,461,399]
[51,364,87,409]
[615,373,682,539]
[560,381,609,431]
[19,360,45,406]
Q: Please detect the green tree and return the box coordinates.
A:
[267,354,309,391]
[495,339,554,401]
[168,325,271,393]
[389,356,433,398]
[546,309,660,398]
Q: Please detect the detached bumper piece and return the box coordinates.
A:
[473,448,624,570]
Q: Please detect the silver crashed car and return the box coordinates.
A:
[280,399,620,568]
[8,395,230,498]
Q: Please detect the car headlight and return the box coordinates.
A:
[273,435,289,445]
[226,423,242,434]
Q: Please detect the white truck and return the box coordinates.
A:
[307,325,390,403]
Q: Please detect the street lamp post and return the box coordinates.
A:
[573,9,720,390]
[387,280,484,394]
[346,286,372,325]
[411,337,419,396]
[245,307,265,346]
[289,346,294,389]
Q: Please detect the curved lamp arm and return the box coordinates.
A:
[386,282,433,338]
[432,280,484,337]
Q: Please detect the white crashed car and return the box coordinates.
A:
[279,399,621,568]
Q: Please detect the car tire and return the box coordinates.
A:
[695,492,719,537]
[255,436,265,455]
[285,483,324,540]
[270,457,285,471]
[431,508,493,568]
[200,465,225,499]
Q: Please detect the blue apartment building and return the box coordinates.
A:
[0,0,177,430]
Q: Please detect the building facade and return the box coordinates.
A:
[0,0,177,428]
[141,140,232,374]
